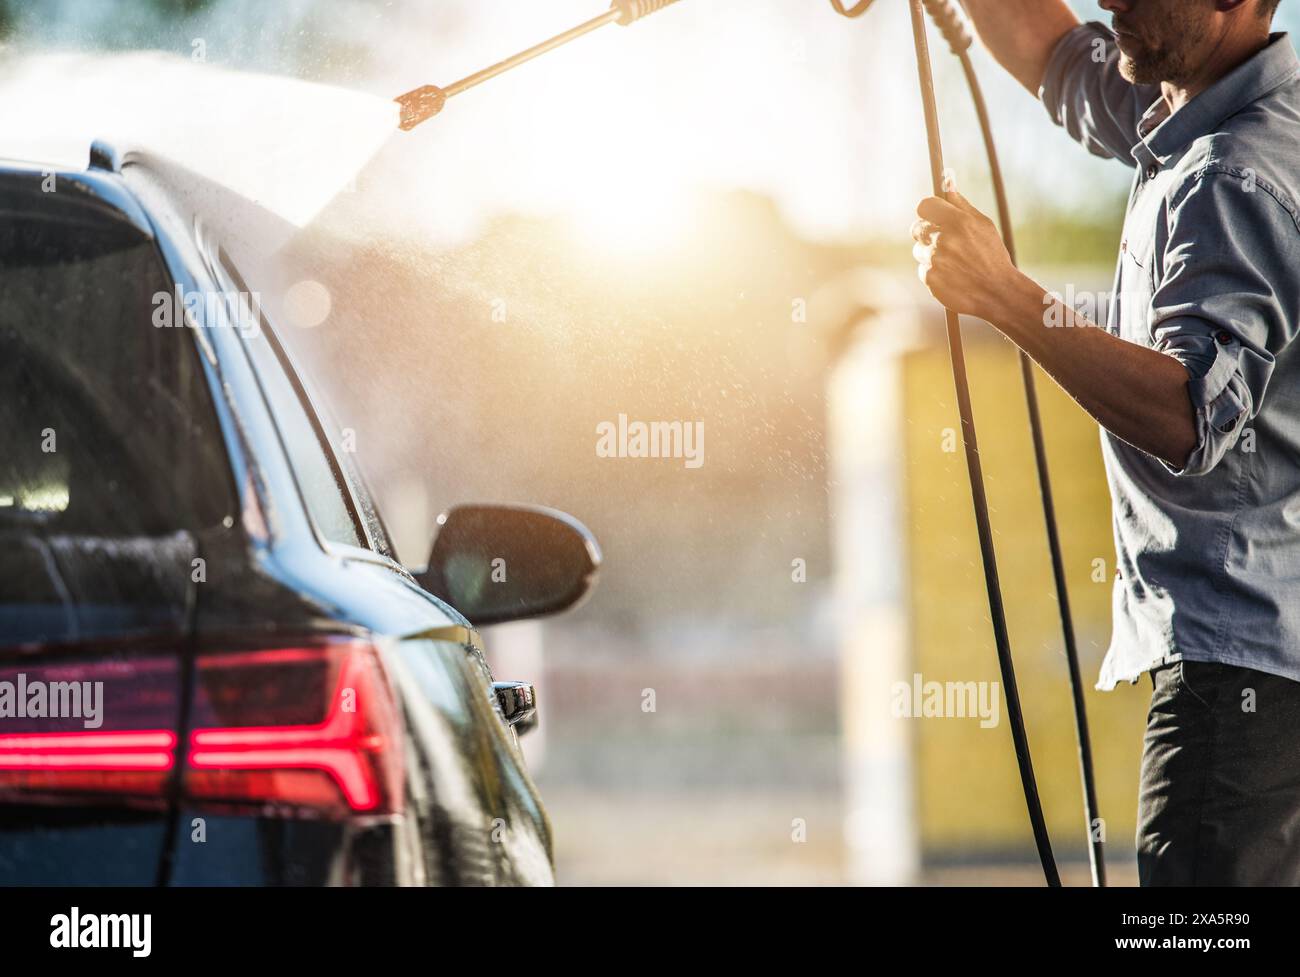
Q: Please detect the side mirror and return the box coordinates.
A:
[417,504,601,627]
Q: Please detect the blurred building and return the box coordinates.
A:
[830,272,1148,885]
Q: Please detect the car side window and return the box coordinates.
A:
[205,244,367,551]
[240,327,364,549]
[335,447,395,559]
[203,256,366,551]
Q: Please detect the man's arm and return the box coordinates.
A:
[959,0,1081,94]
[913,189,1199,470]
[984,275,1199,469]
[915,167,1300,476]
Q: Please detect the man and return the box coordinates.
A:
[912,0,1300,884]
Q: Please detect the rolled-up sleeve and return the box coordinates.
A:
[1150,168,1300,476]
[1039,21,1160,166]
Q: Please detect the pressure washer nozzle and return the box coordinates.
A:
[395,85,447,131]
[611,0,681,26]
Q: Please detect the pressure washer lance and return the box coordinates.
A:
[395,0,682,131]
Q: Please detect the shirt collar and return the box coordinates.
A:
[1131,32,1300,170]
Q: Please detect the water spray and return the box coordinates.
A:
[391,0,1106,886]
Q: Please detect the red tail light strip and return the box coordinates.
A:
[188,651,385,811]
[0,641,402,815]
[0,731,176,771]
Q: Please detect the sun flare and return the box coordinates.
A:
[566,174,694,258]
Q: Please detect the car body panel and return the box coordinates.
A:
[0,150,554,886]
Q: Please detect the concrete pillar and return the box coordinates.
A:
[827,273,926,885]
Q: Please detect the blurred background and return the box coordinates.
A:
[7,0,1294,884]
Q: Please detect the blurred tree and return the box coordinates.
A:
[1017,195,1129,267]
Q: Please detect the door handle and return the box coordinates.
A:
[491,681,538,736]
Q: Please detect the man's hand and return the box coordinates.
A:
[910,186,1026,323]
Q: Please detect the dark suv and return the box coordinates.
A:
[0,144,599,886]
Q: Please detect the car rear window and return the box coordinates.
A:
[0,180,235,539]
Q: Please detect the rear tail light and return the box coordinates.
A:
[186,642,404,815]
[0,639,404,817]
[0,654,182,805]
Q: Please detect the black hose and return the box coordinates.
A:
[830,0,878,16]
[901,0,1060,887]
[835,0,1112,889]
[833,0,1067,885]
[918,0,1107,888]
[951,48,1108,889]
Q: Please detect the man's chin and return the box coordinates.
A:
[1118,53,1159,86]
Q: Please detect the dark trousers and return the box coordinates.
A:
[1139,660,1300,885]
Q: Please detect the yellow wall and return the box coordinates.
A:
[902,335,1150,859]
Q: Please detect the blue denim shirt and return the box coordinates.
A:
[1040,23,1300,690]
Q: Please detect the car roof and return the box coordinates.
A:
[0,146,153,238]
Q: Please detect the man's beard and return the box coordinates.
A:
[1114,18,1208,86]
[1117,42,1192,86]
